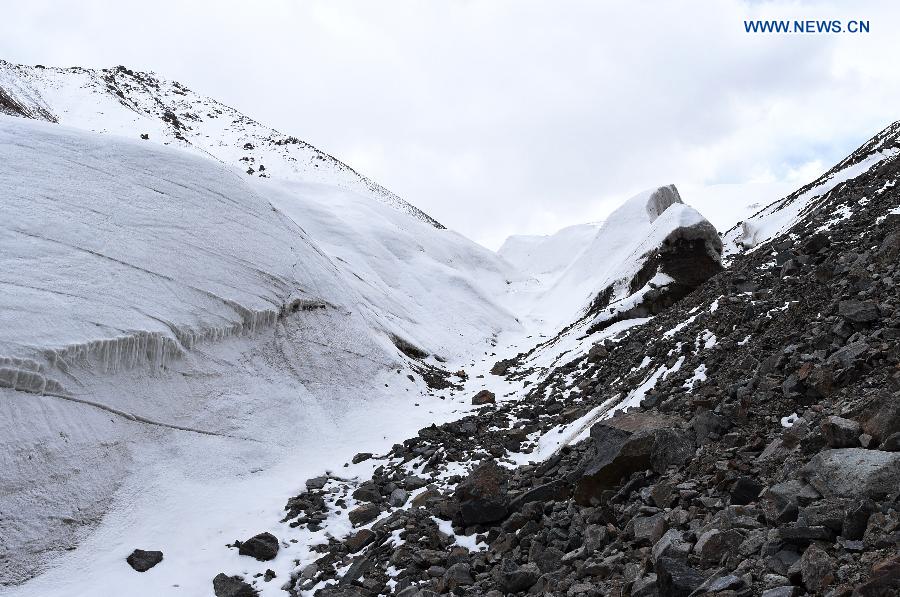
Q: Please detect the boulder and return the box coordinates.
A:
[471,390,495,406]
[575,413,693,504]
[213,573,258,597]
[454,459,509,526]
[654,556,705,596]
[345,529,377,553]
[694,528,743,564]
[730,476,763,505]
[798,543,835,593]
[821,416,862,448]
[652,529,691,563]
[861,396,900,444]
[494,559,540,593]
[238,532,279,561]
[126,549,163,572]
[349,503,381,526]
[852,555,900,596]
[839,300,880,324]
[802,448,900,499]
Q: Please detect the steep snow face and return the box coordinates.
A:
[504,185,721,333]
[723,121,900,257]
[0,116,519,585]
[0,60,442,227]
[498,223,601,283]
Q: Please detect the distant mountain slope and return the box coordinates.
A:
[0,60,443,227]
[723,120,900,256]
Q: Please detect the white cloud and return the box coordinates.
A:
[1,0,898,248]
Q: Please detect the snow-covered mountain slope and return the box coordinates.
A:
[0,115,520,586]
[723,120,900,257]
[498,223,601,283]
[0,60,442,227]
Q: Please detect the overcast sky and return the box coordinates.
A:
[2,1,898,248]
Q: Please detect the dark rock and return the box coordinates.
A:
[802,448,900,499]
[508,479,571,510]
[471,390,496,405]
[238,532,279,561]
[630,513,667,546]
[352,453,373,464]
[821,416,862,448]
[881,432,900,451]
[798,543,835,593]
[861,397,900,444]
[852,555,900,596]
[352,485,381,503]
[126,549,163,572]
[575,413,693,504]
[839,300,880,324]
[345,529,377,553]
[695,528,743,564]
[494,559,540,593]
[443,562,474,590]
[213,573,258,597]
[654,556,705,596]
[454,459,509,526]
[730,476,763,505]
[349,503,381,527]
[306,476,328,490]
[827,341,869,369]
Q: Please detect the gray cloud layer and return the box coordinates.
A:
[2,1,898,247]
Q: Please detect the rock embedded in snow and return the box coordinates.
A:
[471,389,496,406]
[125,549,163,572]
[212,573,258,597]
[348,503,381,527]
[237,532,279,561]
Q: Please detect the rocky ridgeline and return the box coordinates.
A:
[214,152,900,596]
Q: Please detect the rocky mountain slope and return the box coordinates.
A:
[249,127,900,597]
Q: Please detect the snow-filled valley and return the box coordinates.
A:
[3,61,900,597]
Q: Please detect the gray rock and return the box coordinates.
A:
[839,299,880,323]
[694,528,743,564]
[443,562,474,590]
[652,529,691,562]
[238,532,279,561]
[495,559,540,593]
[798,543,834,593]
[821,416,862,448]
[631,513,667,546]
[126,549,163,572]
[826,341,869,369]
[389,488,409,507]
[305,476,328,490]
[654,556,704,596]
[802,448,900,499]
[760,587,795,597]
[213,573,257,597]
